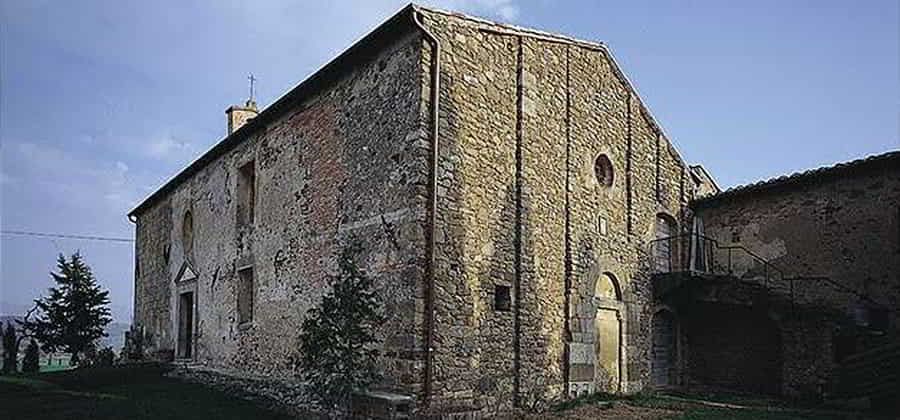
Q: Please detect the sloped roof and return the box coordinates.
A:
[128,4,691,217]
[128,5,419,217]
[693,150,900,207]
[689,164,721,193]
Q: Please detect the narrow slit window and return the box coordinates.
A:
[182,210,194,255]
[238,268,254,324]
[237,161,256,227]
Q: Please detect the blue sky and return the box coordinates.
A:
[1,0,897,322]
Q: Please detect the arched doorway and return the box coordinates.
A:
[651,309,677,388]
[654,214,677,272]
[594,273,623,392]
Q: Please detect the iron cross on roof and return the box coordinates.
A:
[248,73,257,103]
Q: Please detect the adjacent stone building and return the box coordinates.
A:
[686,151,899,398]
[128,4,899,416]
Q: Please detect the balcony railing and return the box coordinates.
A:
[648,233,792,306]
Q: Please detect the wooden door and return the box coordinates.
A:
[595,308,621,392]
[651,311,676,387]
[177,292,194,359]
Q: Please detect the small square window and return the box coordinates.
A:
[494,285,511,312]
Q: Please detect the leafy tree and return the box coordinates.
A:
[81,344,116,368]
[298,242,385,413]
[22,340,40,373]
[2,321,18,374]
[23,252,112,365]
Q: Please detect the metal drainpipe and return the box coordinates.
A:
[412,8,440,407]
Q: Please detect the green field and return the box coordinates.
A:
[0,365,295,420]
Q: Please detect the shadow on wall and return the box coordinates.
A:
[682,302,783,395]
[430,55,565,412]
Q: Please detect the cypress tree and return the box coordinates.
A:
[2,321,18,374]
[22,340,40,373]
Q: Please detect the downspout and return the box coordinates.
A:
[412,8,440,407]
[562,44,572,399]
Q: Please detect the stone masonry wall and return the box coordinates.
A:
[133,29,430,395]
[695,158,900,396]
[420,9,698,413]
[135,6,714,413]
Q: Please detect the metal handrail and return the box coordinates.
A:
[647,232,786,277]
[648,232,793,312]
[648,233,892,317]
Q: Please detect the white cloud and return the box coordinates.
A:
[428,0,520,21]
[10,141,145,216]
[145,135,193,160]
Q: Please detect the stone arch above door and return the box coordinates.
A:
[594,271,622,302]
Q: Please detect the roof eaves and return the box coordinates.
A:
[128,4,417,218]
[693,150,900,207]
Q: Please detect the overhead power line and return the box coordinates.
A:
[1,230,135,243]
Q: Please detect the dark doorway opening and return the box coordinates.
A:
[177,292,194,359]
[652,310,677,388]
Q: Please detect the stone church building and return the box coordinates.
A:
[128,4,899,415]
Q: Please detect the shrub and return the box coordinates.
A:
[95,347,115,367]
[298,241,385,413]
[81,345,116,368]
[123,325,145,361]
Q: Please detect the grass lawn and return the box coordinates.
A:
[3,365,888,419]
[0,364,295,420]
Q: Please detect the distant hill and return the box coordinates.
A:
[0,315,129,352]
[0,315,23,327]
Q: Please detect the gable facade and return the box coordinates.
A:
[131,5,725,415]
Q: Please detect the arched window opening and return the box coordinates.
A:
[182,210,194,255]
